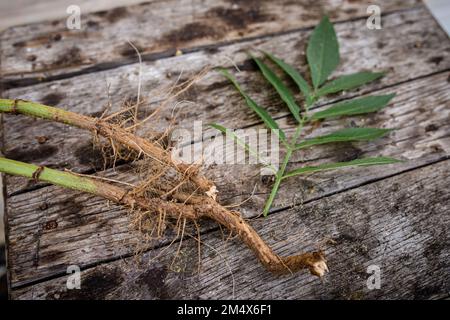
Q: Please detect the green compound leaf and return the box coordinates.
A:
[219,68,286,142]
[307,16,340,89]
[317,72,384,97]
[283,157,402,179]
[252,54,302,123]
[295,127,392,150]
[310,94,396,120]
[263,51,313,105]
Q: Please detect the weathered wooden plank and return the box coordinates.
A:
[3,7,450,195]
[0,0,420,86]
[0,0,159,30]
[6,71,450,286]
[10,159,450,299]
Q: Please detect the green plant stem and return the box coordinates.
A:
[0,98,215,193]
[0,156,203,220]
[262,113,308,216]
[0,157,98,193]
[0,156,328,276]
[262,147,292,216]
[262,100,313,216]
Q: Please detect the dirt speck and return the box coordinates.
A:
[12,41,26,48]
[57,267,123,300]
[237,58,258,71]
[86,20,99,29]
[39,250,64,264]
[58,195,85,219]
[137,266,169,298]
[52,33,62,41]
[161,2,275,46]
[73,142,108,168]
[414,284,443,299]
[26,55,37,62]
[429,144,443,153]
[43,220,58,230]
[261,175,275,186]
[117,42,144,57]
[345,8,358,15]
[53,47,83,67]
[13,32,65,49]
[335,223,359,243]
[163,22,222,45]
[205,47,220,55]
[334,145,363,162]
[300,11,321,21]
[109,7,128,21]
[203,80,230,92]
[40,92,65,106]
[207,6,273,30]
[88,110,107,118]
[102,7,129,23]
[427,56,444,65]
[5,144,58,162]
[35,136,49,144]
[425,123,438,132]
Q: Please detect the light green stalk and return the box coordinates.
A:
[0,98,96,129]
[0,98,215,193]
[0,157,97,193]
[0,158,328,276]
[262,102,311,216]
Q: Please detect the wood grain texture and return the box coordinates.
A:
[3,7,450,195]
[0,0,420,87]
[10,159,450,299]
[0,0,154,30]
[2,1,450,300]
[5,71,450,287]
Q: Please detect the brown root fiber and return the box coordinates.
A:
[0,98,328,277]
[72,174,328,277]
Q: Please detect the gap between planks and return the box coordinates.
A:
[9,155,450,290]
[3,5,450,288]
[10,158,450,299]
[6,67,450,198]
[4,65,448,284]
[3,5,448,197]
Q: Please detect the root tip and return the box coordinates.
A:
[205,185,218,200]
[308,252,328,278]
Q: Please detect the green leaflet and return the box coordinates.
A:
[316,72,384,97]
[209,123,260,161]
[209,123,231,135]
[295,127,392,150]
[251,54,302,123]
[209,123,276,172]
[219,68,286,142]
[307,16,340,89]
[263,51,313,105]
[283,157,401,179]
[310,94,396,120]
